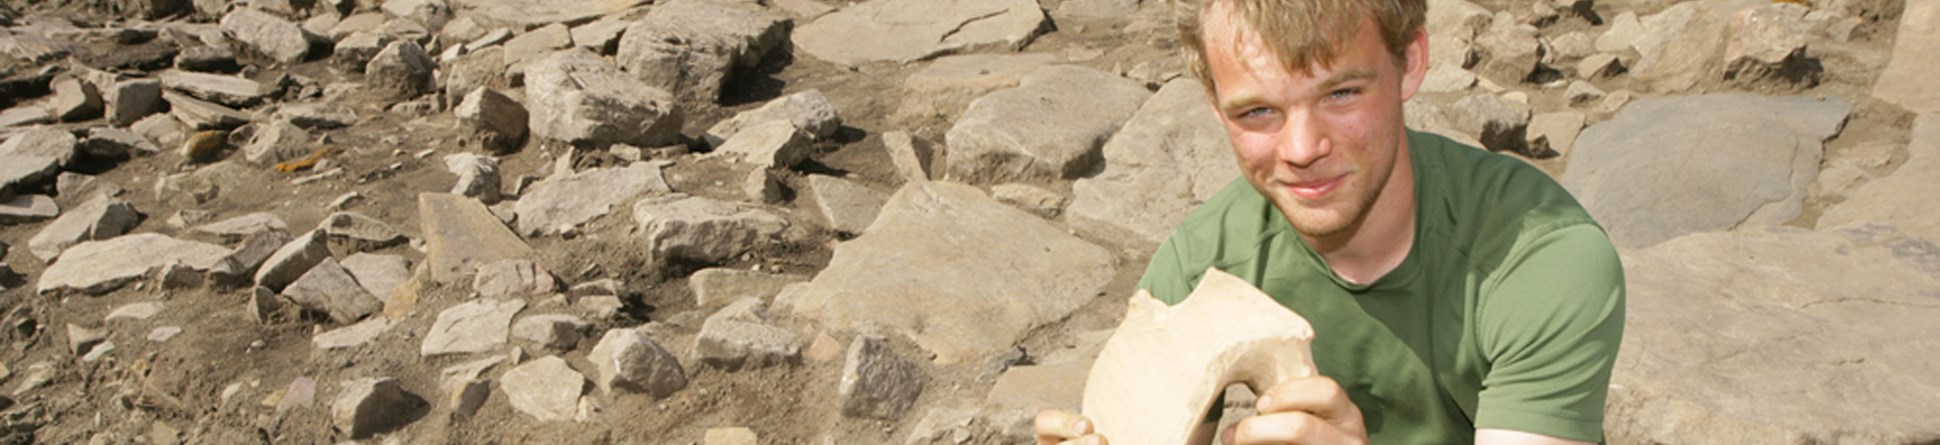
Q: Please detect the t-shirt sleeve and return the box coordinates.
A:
[1137,232,1200,306]
[1473,223,1626,442]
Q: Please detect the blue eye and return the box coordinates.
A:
[1328,88,1360,101]
[1239,107,1272,119]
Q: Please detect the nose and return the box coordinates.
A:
[1276,112,1331,168]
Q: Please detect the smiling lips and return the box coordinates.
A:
[1281,174,1345,200]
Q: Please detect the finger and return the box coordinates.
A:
[1034,410,1093,445]
[1230,411,1361,445]
[1055,435,1108,445]
[1221,422,1240,445]
[1256,377,1359,422]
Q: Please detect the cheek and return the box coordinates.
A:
[1228,132,1279,169]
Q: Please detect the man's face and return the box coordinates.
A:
[1201,7,1426,240]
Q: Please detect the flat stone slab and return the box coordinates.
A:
[0,194,59,225]
[1872,0,1940,113]
[1069,79,1239,252]
[793,0,1047,66]
[1821,113,1940,242]
[631,194,788,266]
[448,0,645,29]
[39,233,229,295]
[516,162,671,237]
[945,65,1150,183]
[0,155,59,199]
[157,70,265,108]
[313,318,393,350]
[500,355,586,422]
[1608,224,1940,444]
[777,181,1115,363]
[420,298,526,357]
[1561,94,1849,249]
[420,193,533,284]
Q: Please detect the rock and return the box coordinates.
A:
[272,102,357,130]
[985,357,1091,412]
[133,116,189,155]
[242,120,311,166]
[1629,0,1760,93]
[1871,0,1940,113]
[0,127,77,167]
[1448,93,1531,154]
[331,377,420,438]
[696,303,801,370]
[1575,53,1624,80]
[1607,225,1940,444]
[838,335,928,420]
[220,7,315,65]
[512,314,587,349]
[443,152,502,204]
[318,212,406,254]
[793,0,1046,66]
[587,327,688,397]
[703,90,842,146]
[742,168,784,204]
[332,31,391,71]
[154,259,205,289]
[365,41,435,100]
[455,88,527,154]
[193,212,287,241]
[1547,31,1598,62]
[419,193,534,283]
[1562,94,1849,249]
[441,47,511,101]
[0,194,60,225]
[27,195,140,262]
[173,45,240,72]
[254,229,331,291]
[569,17,629,53]
[67,324,107,355]
[515,161,670,237]
[1055,0,1138,20]
[946,65,1150,183]
[443,0,633,29]
[1820,113,1940,242]
[882,131,937,183]
[284,258,382,323]
[615,0,789,103]
[313,318,392,350]
[1723,2,1812,85]
[1472,19,1544,84]
[896,53,1057,124]
[163,91,251,130]
[338,253,410,302]
[444,376,490,417]
[1525,111,1585,157]
[38,233,229,295]
[250,286,282,323]
[500,355,586,422]
[526,49,683,148]
[709,120,812,169]
[158,70,264,108]
[502,23,572,67]
[0,108,52,129]
[1069,79,1240,251]
[82,128,160,159]
[211,228,293,282]
[1595,11,1645,53]
[1418,65,1477,93]
[778,182,1115,364]
[689,268,807,307]
[421,298,526,356]
[148,326,183,343]
[990,183,1064,218]
[50,77,102,121]
[805,175,887,235]
[1564,80,1606,107]
[473,259,558,299]
[0,156,58,201]
[55,173,122,207]
[631,194,788,266]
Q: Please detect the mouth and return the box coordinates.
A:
[1280,174,1344,200]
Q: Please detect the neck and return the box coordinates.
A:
[1305,143,1417,286]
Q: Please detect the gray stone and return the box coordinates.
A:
[1723,3,1812,84]
[38,233,228,295]
[318,212,406,254]
[193,212,287,241]
[382,0,452,30]
[329,12,387,40]
[1608,225,1940,444]
[463,27,513,52]
[896,53,1057,124]
[743,168,784,204]
[68,324,106,356]
[689,268,807,307]
[838,335,928,420]
[313,318,392,350]
[0,156,58,201]
[251,286,282,323]
[82,128,159,159]
[339,253,410,302]
[631,194,788,266]
[1547,31,1597,62]
[587,327,688,397]
[709,120,811,169]
[163,91,250,130]
[946,65,1150,183]
[365,41,436,100]
[273,102,358,130]
[106,302,165,322]
[615,0,789,103]
[243,120,313,167]
[420,193,533,283]
[332,31,392,71]
[1525,111,1585,157]
[254,229,331,291]
[284,258,382,323]
[220,7,314,65]
[500,356,585,422]
[883,131,937,183]
[1562,94,1850,249]
[1820,113,1940,242]
[793,0,1046,66]
[1068,79,1239,252]
[515,161,671,236]
[444,152,502,203]
[131,114,187,150]
[1418,65,1477,93]
[990,183,1064,219]
[502,23,572,67]
[1565,80,1606,106]
[27,195,140,262]
[696,303,801,370]
[158,70,264,108]
[512,314,587,349]
[173,45,239,72]
[0,108,53,129]
[1055,0,1138,20]
[805,175,886,235]
[1449,94,1531,155]
[569,17,629,52]
[1595,11,1645,53]
[53,173,123,206]
[1575,53,1624,80]
[703,90,841,146]
[455,88,527,154]
[0,194,59,225]
[1473,20,1543,85]
[1871,0,1940,113]
[1629,0,1761,93]
[472,258,557,299]
[331,377,418,438]
[421,298,525,356]
[777,182,1115,363]
[0,127,78,167]
[441,46,511,101]
[50,77,102,121]
[526,49,683,147]
[443,0,637,29]
[211,228,293,282]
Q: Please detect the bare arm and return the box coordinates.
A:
[1475,429,1596,445]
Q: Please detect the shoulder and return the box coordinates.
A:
[1138,178,1284,303]
[1412,130,1604,274]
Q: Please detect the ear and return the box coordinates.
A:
[1398,28,1429,102]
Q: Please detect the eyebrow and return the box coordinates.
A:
[1216,67,1380,114]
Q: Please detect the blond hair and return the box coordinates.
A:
[1175,0,1427,90]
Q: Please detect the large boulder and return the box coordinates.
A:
[1608,224,1940,444]
[1872,0,1940,113]
[38,234,229,295]
[1627,0,1764,93]
[702,90,841,146]
[615,0,789,103]
[1819,113,1940,242]
[1069,79,1239,252]
[945,65,1150,183]
[792,0,1046,66]
[1561,94,1849,249]
[526,49,683,148]
[777,182,1115,364]
[364,41,436,101]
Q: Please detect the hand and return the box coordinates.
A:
[1224,376,1367,445]
[1034,409,1108,445]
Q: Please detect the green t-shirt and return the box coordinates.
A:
[1137,130,1625,443]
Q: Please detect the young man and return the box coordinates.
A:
[1036,0,1625,444]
